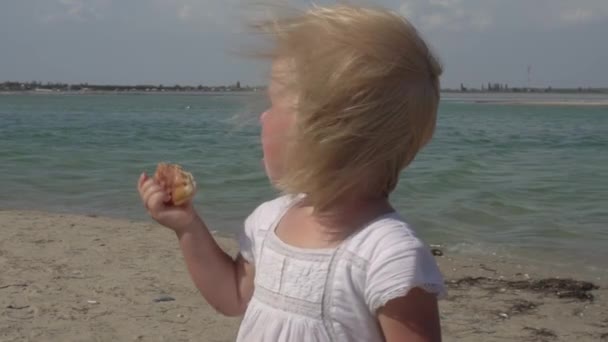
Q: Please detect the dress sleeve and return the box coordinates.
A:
[364,226,447,313]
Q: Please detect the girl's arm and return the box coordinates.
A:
[176,215,255,317]
[138,173,255,317]
[377,288,442,342]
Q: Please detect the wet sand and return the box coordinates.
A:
[1,210,606,341]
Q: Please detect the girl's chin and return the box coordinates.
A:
[261,158,272,179]
[262,158,282,184]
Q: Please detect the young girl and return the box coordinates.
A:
[138,5,445,342]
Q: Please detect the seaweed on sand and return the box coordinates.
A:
[523,327,557,342]
[448,277,599,301]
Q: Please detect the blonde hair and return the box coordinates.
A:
[255,5,442,210]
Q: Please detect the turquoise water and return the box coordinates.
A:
[1,93,607,270]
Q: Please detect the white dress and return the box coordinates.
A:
[237,195,446,342]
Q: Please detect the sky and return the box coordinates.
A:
[1,0,607,89]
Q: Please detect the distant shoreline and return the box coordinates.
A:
[442,92,608,107]
[2,90,607,95]
[469,99,608,107]
[4,90,608,107]
[0,90,260,96]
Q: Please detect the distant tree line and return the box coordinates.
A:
[454,82,607,94]
[0,81,263,93]
[2,80,606,95]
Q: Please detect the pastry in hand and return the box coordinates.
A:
[153,163,197,206]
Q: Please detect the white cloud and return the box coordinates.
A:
[41,0,246,30]
[151,0,243,28]
[534,1,608,28]
[399,0,492,32]
[398,0,608,32]
[560,8,599,24]
[44,0,110,23]
[61,0,85,19]
[177,4,192,21]
[39,0,608,31]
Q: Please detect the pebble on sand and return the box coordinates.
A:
[153,295,175,303]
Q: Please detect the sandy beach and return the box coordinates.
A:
[1,210,606,342]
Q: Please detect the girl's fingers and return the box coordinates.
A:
[138,172,148,190]
[139,178,157,198]
[142,183,163,203]
[146,190,168,212]
[138,172,171,212]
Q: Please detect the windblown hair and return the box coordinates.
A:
[255,5,442,210]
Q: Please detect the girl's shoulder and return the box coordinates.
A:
[245,194,295,233]
[346,212,426,257]
[238,194,294,263]
[345,213,447,311]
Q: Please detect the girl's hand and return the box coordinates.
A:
[137,172,198,233]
